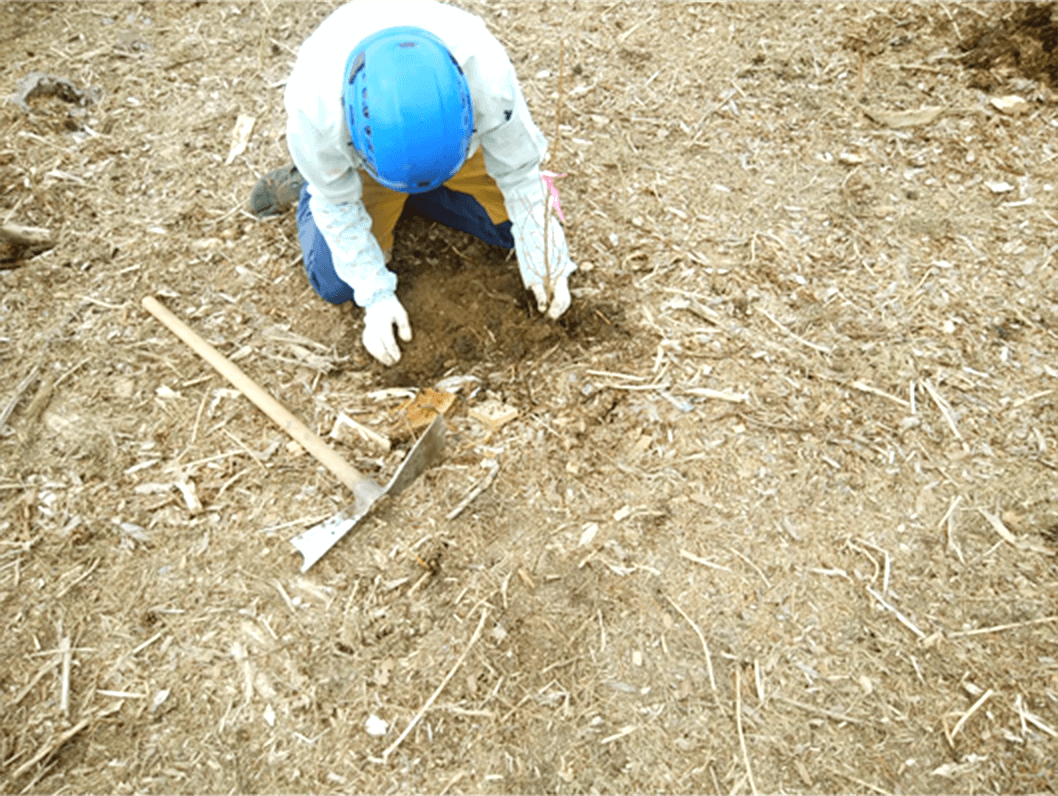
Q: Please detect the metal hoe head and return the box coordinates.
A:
[290,415,447,571]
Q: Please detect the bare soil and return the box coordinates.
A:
[2,2,1058,794]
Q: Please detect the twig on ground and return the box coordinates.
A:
[734,668,758,796]
[380,606,489,762]
[0,223,56,266]
[728,547,771,588]
[8,703,121,781]
[664,594,717,694]
[865,586,926,640]
[821,765,893,795]
[679,548,733,572]
[446,460,500,520]
[55,557,101,599]
[13,657,61,706]
[1014,693,1058,738]
[938,495,964,562]
[0,222,55,248]
[600,725,638,745]
[58,627,72,716]
[921,379,962,440]
[438,770,467,796]
[851,379,910,407]
[774,694,866,725]
[949,615,1058,638]
[853,538,892,595]
[681,386,749,403]
[945,688,993,747]
[757,306,832,355]
[977,508,1055,556]
[585,369,648,381]
[939,2,963,44]
[0,362,42,431]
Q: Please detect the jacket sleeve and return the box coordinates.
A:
[478,55,575,291]
[286,93,395,308]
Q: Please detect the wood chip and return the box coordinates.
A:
[394,388,456,434]
[330,411,391,453]
[990,95,1029,115]
[862,105,944,128]
[468,398,518,429]
[977,509,1055,556]
[225,114,255,164]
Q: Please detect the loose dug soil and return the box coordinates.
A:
[962,2,1058,90]
[3,2,1058,795]
[360,211,635,389]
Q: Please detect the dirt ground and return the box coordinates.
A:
[3,1,1058,793]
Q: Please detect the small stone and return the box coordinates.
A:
[985,180,1015,194]
[578,523,599,547]
[990,95,1030,116]
[365,714,388,736]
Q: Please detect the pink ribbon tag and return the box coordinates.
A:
[541,170,567,223]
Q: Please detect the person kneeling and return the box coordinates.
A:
[250,1,575,366]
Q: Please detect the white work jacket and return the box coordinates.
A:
[284,0,573,309]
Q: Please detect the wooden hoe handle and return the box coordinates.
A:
[142,295,369,494]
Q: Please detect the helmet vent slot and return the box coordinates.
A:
[347,51,365,83]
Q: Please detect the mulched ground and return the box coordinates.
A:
[2,2,1057,793]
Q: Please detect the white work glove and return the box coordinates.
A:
[507,176,576,321]
[362,295,411,366]
[529,272,572,320]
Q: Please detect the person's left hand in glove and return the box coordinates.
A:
[509,173,576,320]
[527,272,572,320]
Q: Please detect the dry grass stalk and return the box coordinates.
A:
[938,495,965,562]
[0,362,42,431]
[852,538,892,595]
[1014,694,1058,738]
[600,725,638,745]
[13,657,61,707]
[679,548,732,573]
[734,668,758,796]
[380,607,489,762]
[945,688,993,747]
[774,695,866,726]
[949,615,1058,639]
[851,380,910,408]
[585,368,647,382]
[58,628,71,716]
[664,594,717,694]
[821,765,893,796]
[977,508,1056,556]
[54,557,101,600]
[921,379,962,440]
[756,306,831,355]
[728,547,771,588]
[9,703,121,781]
[682,386,749,403]
[442,463,499,525]
[866,586,926,640]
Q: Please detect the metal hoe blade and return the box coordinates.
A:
[290,414,447,571]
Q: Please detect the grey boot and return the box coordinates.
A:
[249,164,306,217]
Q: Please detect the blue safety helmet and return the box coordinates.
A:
[343,26,473,194]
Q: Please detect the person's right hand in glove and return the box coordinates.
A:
[362,294,412,366]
